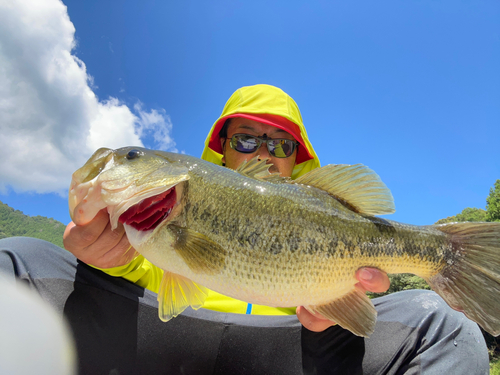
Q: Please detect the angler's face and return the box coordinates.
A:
[221,118,297,177]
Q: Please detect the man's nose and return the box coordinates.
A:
[257,142,271,160]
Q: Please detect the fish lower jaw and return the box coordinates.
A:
[69,178,107,225]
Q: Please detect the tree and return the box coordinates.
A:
[435,207,487,224]
[368,274,430,298]
[0,200,65,247]
[433,180,500,359]
[486,179,500,222]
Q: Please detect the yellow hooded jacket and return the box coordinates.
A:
[96,84,321,316]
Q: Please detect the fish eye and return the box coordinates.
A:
[126,149,141,160]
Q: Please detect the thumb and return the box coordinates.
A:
[355,267,390,293]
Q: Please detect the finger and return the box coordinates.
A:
[296,306,336,332]
[95,229,138,269]
[63,221,76,240]
[63,209,110,252]
[355,267,390,293]
[83,221,128,267]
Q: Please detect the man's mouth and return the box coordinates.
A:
[118,187,177,231]
[267,164,279,174]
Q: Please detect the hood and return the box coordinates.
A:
[200,84,321,180]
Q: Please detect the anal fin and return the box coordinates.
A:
[157,270,209,322]
[306,288,377,337]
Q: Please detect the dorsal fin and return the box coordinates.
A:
[235,156,288,183]
[294,164,395,216]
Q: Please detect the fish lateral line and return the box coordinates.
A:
[68,147,500,338]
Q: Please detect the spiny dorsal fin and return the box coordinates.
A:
[235,156,288,183]
[294,164,395,216]
[157,271,209,322]
[306,288,377,337]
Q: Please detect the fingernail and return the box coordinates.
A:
[359,268,373,281]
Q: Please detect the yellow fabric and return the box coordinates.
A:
[95,258,296,316]
[97,84,319,317]
[201,84,321,179]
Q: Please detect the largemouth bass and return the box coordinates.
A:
[69,147,500,337]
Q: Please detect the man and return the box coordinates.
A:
[64,84,390,329]
[0,84,489,374]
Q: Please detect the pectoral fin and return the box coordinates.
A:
[169,225,226,274]
[157,271,209,322]
[306,288,377,337]
[294,164,395,216]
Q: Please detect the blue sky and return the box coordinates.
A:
[0,0,498,227]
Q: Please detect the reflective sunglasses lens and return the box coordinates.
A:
[232,135,259,153]
[268,139,295,158]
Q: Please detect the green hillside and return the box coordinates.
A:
[0,200,65,248]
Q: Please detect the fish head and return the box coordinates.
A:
[69,146,190,243]
[69,147,114,225]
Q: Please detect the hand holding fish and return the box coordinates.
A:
[63,209,138,269]
[297,268,390,331]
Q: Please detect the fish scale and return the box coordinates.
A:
[175,166,447,305]
[68,146,500,337]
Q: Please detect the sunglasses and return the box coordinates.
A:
[228,133,299,158]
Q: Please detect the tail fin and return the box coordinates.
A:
[427,222,500,336]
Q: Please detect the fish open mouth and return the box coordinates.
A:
[118,187,177,231]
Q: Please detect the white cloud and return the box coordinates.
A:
[134,102,177,152]
[0,0,176,194]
